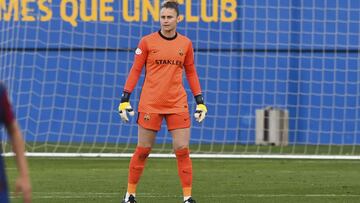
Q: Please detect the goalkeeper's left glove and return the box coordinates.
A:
[194,94,207,123]
[118,91,134,122]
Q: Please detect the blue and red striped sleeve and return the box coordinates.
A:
[0,83,14,126]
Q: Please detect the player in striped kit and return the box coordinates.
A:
[118,1,207,202]
[0,82,31,203]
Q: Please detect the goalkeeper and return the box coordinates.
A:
[118,1,206,203]
[0,82,31,203]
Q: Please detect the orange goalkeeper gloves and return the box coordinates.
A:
[118,92,134,122]
[194,94,207,123]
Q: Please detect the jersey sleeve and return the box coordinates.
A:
[0,84,15,126]
[184,41,202,96]
[123,37,148,93]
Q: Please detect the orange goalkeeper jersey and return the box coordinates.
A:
[123,31,202,113]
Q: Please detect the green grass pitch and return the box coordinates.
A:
[5,157,360,203]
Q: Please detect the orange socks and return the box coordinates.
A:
[175,148,193,197]
[127,146,151,194]
[126,147,192,198]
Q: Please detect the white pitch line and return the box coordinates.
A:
[4,152,360,160]
[9,192,360,199]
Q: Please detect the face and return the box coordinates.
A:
[160,8,179,33]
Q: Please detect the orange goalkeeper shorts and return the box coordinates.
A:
[137,112,191,131]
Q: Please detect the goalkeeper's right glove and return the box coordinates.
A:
[118,91,134,122]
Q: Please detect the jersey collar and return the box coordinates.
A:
[158,30,177,41]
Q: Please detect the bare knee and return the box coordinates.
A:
[173,144,189,151]
[137,142,153,148]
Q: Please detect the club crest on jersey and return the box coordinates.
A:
[135,48,142,55]
[178,48,184,56]
[144,114,151,121]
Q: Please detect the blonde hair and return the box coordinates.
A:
[161,0,180,16]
